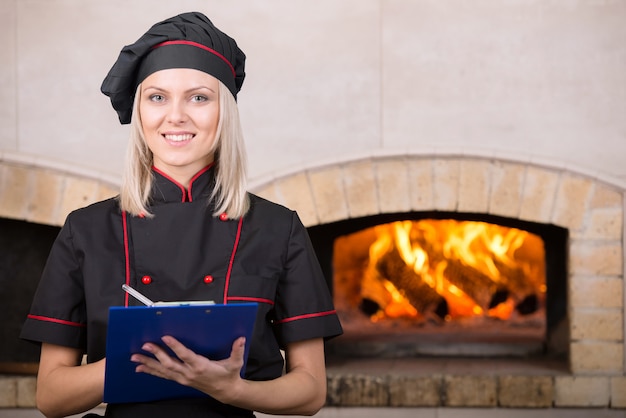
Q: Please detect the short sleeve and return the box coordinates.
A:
[272,212,343,346]
[20,216,87,349]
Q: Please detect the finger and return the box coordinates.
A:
[228,337,246,369]
[130,353,159,370]
[161,336,198,365]
[139,342,185,372]
[132,345,185,381]
[131,352,166,377]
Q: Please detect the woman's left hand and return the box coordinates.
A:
[130,335,246,397]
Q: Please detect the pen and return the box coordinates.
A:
[121,284,155,306]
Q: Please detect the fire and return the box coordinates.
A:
[357,219,546,322]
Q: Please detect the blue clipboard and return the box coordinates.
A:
[104,302,258,404]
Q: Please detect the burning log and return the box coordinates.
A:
[375,245,448,319]
[411,231,510,312]
[493,259,534,296]
[412,229,525,314]
[515,294,539,315]
[492,259,540,315]
[356,219,545,321]
[442,258,508,311]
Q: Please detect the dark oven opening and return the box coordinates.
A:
[308,211,568,360]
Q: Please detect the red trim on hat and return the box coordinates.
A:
[153,40,236,77]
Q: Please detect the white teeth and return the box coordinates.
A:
[164,134,193,142]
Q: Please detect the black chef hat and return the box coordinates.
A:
[101,12,246,124]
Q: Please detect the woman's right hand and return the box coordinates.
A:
[36,343,105,418]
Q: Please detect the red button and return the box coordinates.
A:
[203,275,214,284]
[219,212,228,221]
[141,275,152,285]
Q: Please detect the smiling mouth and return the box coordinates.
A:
[163,134,194,142]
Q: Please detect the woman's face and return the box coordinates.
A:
[139,68,220,184]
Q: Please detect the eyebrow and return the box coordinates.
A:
[142,85,217,94]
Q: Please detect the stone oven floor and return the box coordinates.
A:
[323,356,624,411]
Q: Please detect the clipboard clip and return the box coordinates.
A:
[121,284,215,306]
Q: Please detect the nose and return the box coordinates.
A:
[166,99,188,124]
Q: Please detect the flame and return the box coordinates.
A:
[357,219,546,322]
[379,279,419,320]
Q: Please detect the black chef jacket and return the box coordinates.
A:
[21,166,342,417]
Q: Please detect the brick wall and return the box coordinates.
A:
[0,162,117,226]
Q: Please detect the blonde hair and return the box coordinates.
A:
[118,82,250,219]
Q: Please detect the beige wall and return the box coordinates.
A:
[0,0,625,189]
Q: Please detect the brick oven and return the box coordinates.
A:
[251,155,625,409]
[0,155,624,409]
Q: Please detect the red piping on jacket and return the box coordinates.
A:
[152,167,187,201]
[226,296,274,305]
[223,217,244,304]
[187,166,211,201]
[274,309,338,324]
[122,211,130,307]
[152,164,213,202]
[27,314,85,328]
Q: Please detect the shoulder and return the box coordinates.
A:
[247,193,294,217]
[245,193,303,232]
[65,197,121,226]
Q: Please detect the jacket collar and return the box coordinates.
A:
[150,164,216,204]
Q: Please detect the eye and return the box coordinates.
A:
[191,95,208,103]
[149,94,165,102]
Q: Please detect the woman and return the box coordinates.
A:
[21,12,342,418]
